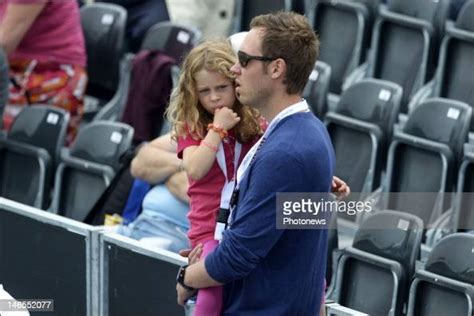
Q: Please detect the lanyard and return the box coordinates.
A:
[216,140,242,209]
[214,139,242,241]
[236,100,310,187]
[220,100,310,231]
[215,100,310,240]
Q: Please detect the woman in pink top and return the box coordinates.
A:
[0,0,87,144]
[166,39,263,316]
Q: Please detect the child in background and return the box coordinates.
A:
[166,39,262,316]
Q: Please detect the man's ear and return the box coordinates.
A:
[270,58,286,79]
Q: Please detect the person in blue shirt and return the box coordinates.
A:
[176,11,335,315]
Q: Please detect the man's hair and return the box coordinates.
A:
[250,11,319,95]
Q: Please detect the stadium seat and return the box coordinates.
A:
[0,106,69,209]
[233,0,299,32]
[140,21,201,65]
[0,48,7,131]
[346,0,450,113]
[302,61,331,119]
[407,233,474,316]
[94,21,201,122]
[409,0,474,130]
[326,210,339,288]
[452,143,474,232]
[326,79,402,195]
[51,121,133,221]
[330,210,424,316]
[384,98,471,226]
[80,3,127,118]
[312,0,370,96]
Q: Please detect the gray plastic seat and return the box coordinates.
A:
[452,144,474,232]
[94,21,201,122]
[385,98,471,226]
[312,0,371,95]
[0,106,69,208]
[80,3,127,117]
[347,0,450,113]
[331,210,424,316]
[302,61,331,119]
[409,0,474,130]
[233,0,301,32]
[407,233,474,316]
[0,48,7,131]
[326,210,339,288]
[326,79,402,195]
[51,121,133,221]
[140,21,201,65]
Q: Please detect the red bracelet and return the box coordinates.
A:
[201,140,219,153]
[207,123,228,139]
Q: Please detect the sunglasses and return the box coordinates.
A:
[237,51,277,67]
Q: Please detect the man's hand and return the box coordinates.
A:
[176,283,196,306]
[176,244,203,305]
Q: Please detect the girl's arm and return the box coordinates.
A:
[0,2,46,54]
[182,107,240,181]
[182,129,223,181]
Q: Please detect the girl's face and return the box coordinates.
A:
[194,69,236,115]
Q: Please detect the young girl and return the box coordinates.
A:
[166,39,262,316]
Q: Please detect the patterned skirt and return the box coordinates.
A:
[3,58,87,145]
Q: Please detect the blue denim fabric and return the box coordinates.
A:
[118,184,190,253]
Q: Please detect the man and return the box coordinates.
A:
[176,12,335,315]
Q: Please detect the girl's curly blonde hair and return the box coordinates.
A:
[165,39,262,143]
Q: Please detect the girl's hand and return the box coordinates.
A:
[179,243,203,265]
[213,107,241,131]
[331,176,350,200]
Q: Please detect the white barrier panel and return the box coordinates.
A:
[0,197,99,316]
[99,232,186,316]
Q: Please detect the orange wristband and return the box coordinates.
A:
[207,123,228,139]
[201,140,219,153]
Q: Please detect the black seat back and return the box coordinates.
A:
[0,106,69,208]
[425,233,474,284]
[81,3,127,99]
[71,121,134,170]
[407,233,474,316]
[236,0,289,31]
[386,99,471,224]
[9,105,69,164]
[52,121,133,221]
[327,79,402,193]
[435,1,474,129]
[302,61,331,119]
[314,0,369,94]
[369,0,449,112]
[141,21,202,65]
[0,48,7,129]
[404,98,471,158]
[353,210,423,276]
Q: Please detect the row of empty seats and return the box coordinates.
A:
[79,0,473,127]
[0,106,133,221]
[80,3,201,125]
[328,210,474,316]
